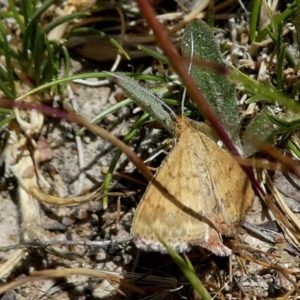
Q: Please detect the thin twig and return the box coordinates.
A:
[0,237,133,252]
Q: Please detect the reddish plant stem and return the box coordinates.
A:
[0,98,154,183]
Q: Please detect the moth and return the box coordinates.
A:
[132,117,254,256]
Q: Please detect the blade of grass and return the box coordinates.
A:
[77,98,133,135]
[66,28,130,60]
[263,20,295,68]
[21,0,33,24]
[102,113,148,208]
[287,139,300,160]
[33,24,45,85]
[250,0,261,42]
[245,95,271,104]
[8,0,25,33]
[262,0,277,37]
[229,67,300,113]
[0,115,15,128]
[61,45,71,91]
[0,82,15,99]
[158,235,212,299]
[256,0,297,41]
[41,38,55,85]
[0,22,16,98]
[137,45,170,64]
[43,12,88,34]
[0,37,19,59]
[275,21,285,91]
[22,0,55,56]
[16,73,166,100]
[0,63,8,81]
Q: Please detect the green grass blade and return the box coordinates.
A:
[66,28,130,60]
[0,22,16,98]
[43,12,88,34]
[245,95,270,104]
[60,45,71,91]
[17,72,166,100]
[256,0,297,42]
[0,62,8,80]
[0,115,15,128]
[287,139,300,160]
[21,0,33,24]
[0,37,19,59]
[137,45,170,64]
[275,21,285,91]
[77,98,133,135]
[229,67,300,113]
[22,0,55,55]
[0,81,15,99]
[33,24,45,85]
[41,38,55,85]
[250,0,261,42]
[29,0,55,25]
[102,114,148,208]
[8,0,25,33]
[158,235,212,300]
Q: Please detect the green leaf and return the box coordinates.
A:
[182,20,241,147]
[106,72,176,136]
[242,108,276,156]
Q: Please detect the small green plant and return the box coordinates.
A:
[0,0,85,99]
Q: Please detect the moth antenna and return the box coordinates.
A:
[180,31,194,117]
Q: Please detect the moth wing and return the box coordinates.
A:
[197,130,254,234]
[132,127,231,256]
